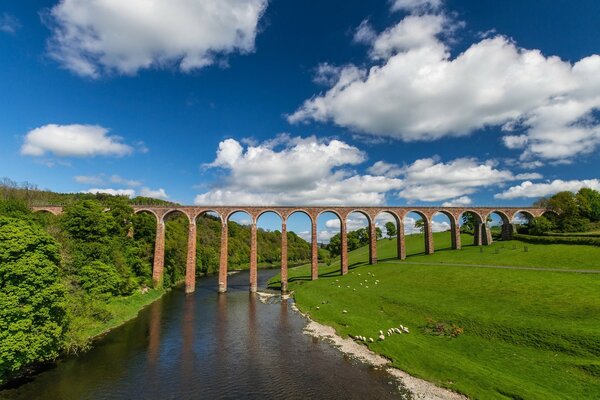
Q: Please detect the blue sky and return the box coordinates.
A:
[1,0,600,239]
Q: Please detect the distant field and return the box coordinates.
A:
[271,232,600,399]
[333,231,600,271]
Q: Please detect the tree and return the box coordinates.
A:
[79,261,127,298]
[0,217,67,384]
[61,200,110,242]
[576,188,600,222]
[415,218,424,233]
[375,226,383,240]
[529,216,555,235]
[385,221,397,239]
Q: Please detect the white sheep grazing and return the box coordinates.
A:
[379,335,385,341]
[379,330,383,335]
[403,327,409,333]
[369,338,374,343]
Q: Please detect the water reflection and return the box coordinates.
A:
[1,270,408,400]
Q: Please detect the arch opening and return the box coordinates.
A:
[342,211,372,266]
[485,211,511,244]
[431,211,455,252]
[458,210,485,246]
[226,211,253,290]
[317,211,343,275]
[256,211,283,278]
[194,211,223,278]
[375,211,400,261]
[162,209,190,288]
[404,211,430,256]
[131,210,159,287]
[284,211,314,284]
[512,211,535,236]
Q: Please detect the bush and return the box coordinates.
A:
[513,233,600,247]
[79,261,125,298]
[0,217,67,385]
[421,318,464,338]
[529,216,555,235]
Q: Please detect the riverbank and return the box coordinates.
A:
[293,301,466,400]
[273,234,600,399]
[80,288,166,342]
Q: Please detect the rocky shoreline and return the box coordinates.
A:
[280,294,467,400]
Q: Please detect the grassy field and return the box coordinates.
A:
[372,232,600,271]
[271,232,600,399]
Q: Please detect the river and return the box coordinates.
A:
[1,270,409,400]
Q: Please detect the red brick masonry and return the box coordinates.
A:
[33,206,549,294]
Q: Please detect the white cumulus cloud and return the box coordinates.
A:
[289,10,600,162]
[46,0,268,77]
[139,187,169,200]
[195,135,403,206]
[21,124,133,157]
[495,179,600,199]
[392,157,538,202]
[441,196,472,207]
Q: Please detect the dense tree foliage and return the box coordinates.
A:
[385,221,396,238]
[533,188,600,234]
[0,216,67,385]
[326,227,382,256]
[0,180,314,384]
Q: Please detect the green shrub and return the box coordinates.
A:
[513,233,600,247]
[79,261,125,298]
[0,217,67,385]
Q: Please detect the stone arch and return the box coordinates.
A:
[511,209,535,223]
[374,210,403,260]
[432,210,459,251]
[484,210,511,225]
[32,209,59,216]
[286,210,318,281]
[458,210,484,246]
[256,209,284,222]
[161,208,193,224]
[161,209,192,289]
[133,208,159,222]
[316,209,345,222]
[193,209,224,224]
[347,209,379,263]
[32,206,64,216]
[316,210,344,274]
[255,211,285,291]
[193,210,224,285]
[541,209,559,218]
[225,208,255,223]
[284,209,315,225]
[404,210,433,255]
[485,210,512,244]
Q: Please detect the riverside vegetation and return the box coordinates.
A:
[0,180,311,386]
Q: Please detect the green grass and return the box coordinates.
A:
[374,232,600,270]
[65,289,165,350]
[272,233,600,399]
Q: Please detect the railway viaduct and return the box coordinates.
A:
[32,205,550,294]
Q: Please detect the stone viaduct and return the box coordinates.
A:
[32,205,550,295]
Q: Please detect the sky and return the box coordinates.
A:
[1,0,600,240]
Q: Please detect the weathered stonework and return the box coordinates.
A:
[32,205,550,293]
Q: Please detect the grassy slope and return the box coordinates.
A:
[66,289,165,348]
[274,232,600,399]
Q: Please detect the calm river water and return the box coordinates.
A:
[1,270,408,400]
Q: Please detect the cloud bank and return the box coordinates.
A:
[47,0,268,77]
